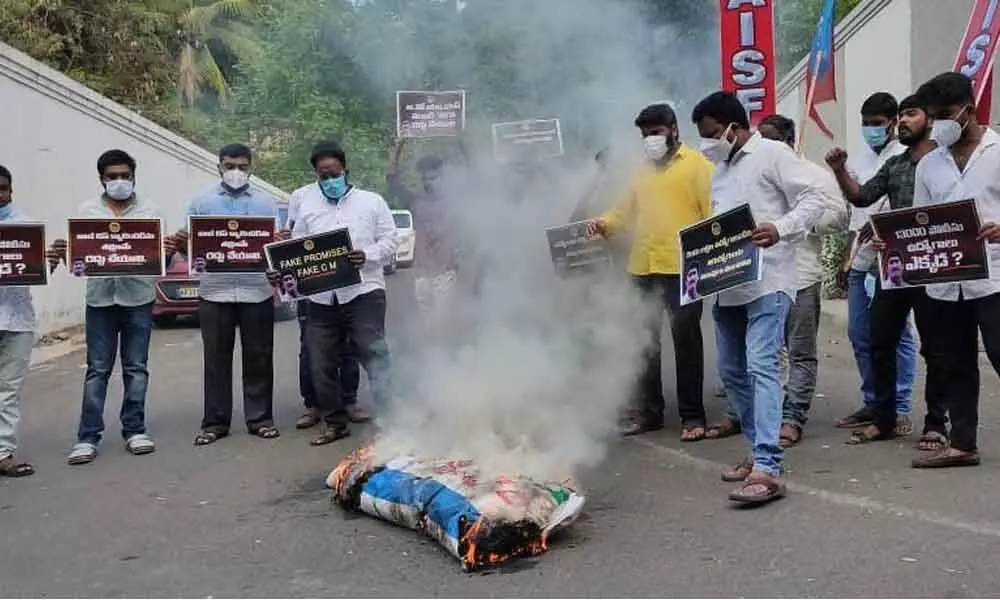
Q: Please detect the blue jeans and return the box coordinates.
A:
[714,292,791,477]
[846,269,915,414]
[77,303,154,444]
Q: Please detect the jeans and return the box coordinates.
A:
[0,331,34,459]
[77,303,154,444]
[781,283,821,426]
[632,274,705,425]
[199,299,274,434]
[847,269,915,415]
[714,292,791,477]
[298,302,359,409]
[307,291,392,427]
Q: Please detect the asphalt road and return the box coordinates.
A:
[4,271,1000,597]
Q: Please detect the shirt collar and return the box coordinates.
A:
[100,194,140,215]
[729,131,763,163]
[217,183,253,199]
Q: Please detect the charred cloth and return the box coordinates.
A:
[328,446,585,571]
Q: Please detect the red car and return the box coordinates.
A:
[153,254,295,327]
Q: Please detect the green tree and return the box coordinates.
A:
[776,0,863,76]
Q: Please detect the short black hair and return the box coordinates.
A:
[0,165,10,184]
[310,141,346,168]
[416,155,444,173]
[860,92,898,119]
[634,103,678,129]
[691,91,750,129]
[759,114,796,145]
[219,143,252,162]
[915,72,975,108]
[898,94,926,114]
[97,149,136,177]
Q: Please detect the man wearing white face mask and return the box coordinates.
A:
[47,150,176,465]
[907,72,1000,469]
[586,103,714,440]
[692,91,828,506]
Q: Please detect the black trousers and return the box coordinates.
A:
[199,299,274,434]
[307,291,391,427]
[297,301,359,408]
[632,274,705,425]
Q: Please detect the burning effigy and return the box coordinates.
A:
[328,446,585,571]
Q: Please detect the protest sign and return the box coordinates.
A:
[491,118,564,163]
[396,91,466,138]
[67,218,164,278]
[188,216,274,275]
[545,221,614,278]
[264,228,361,299]
[870,199,989,288]
[678,204,761,305]
[0,223,47,286]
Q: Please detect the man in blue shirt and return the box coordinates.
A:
[174,144,282,446]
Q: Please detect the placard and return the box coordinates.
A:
[491,118,564,163]
[0,223,47,286]
[67,218,164,278]
[188,215,274,275]
[264,228,361,298]
[870,199,990,289]
[396,90,466,138]
[678,204,761,305]
[545,221,614,278]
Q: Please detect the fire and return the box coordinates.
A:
[331,446,374,498]
[459,515,550,572]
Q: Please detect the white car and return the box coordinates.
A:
[392,209,415,268]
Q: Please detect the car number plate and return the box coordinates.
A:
[178,286,199,299]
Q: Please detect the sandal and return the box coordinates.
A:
[680,421,706,442]
[917,431,948,452]
[846,424,894,445]
[779,423,803,448]
[721,458,753,482]
[193,431,226,446]
[835,407,875,429]
[895,415,914,437]
[619,417,664,437]
[911,447,981,469]
[0,456,35,477]
[310,424,350,446]
[251,426,280,439]
[728,471,786,506]
[705,417,741,440]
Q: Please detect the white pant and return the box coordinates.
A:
[0,331,34,459]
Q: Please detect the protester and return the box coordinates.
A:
[692,91,827,505]
[0,166,37,477]
[586,103,714,440]
[755,115,848,447]
[285,186,366,429]
[824,95,938,447]
[834,92,916,433]
[291,141,397,445]
[903,72,1000,467]
[48,150,172,465]
[174,144,281,446]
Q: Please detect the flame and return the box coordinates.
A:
[331,446,374,497]
[460,516,549,571]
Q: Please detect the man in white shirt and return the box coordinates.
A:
[908,72,1000,468]
[836,93,917,433]
[0,166,35,478]
[285,187,364,429]
[692,91,827,505]
[756,115,848,447]
[290,141,398,445]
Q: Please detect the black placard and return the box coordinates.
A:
[545,221,614,278]
[264,228,361,298]
[491,118,564,163]
[678,203,761,305]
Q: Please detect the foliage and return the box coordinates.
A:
[775,0,863,76]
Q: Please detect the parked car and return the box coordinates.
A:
[152,254,295,327]
[392,209,415,268]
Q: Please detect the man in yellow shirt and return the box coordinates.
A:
[587,103,714,439]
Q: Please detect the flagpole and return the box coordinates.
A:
[796,50,822,155]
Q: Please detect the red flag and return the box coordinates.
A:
[953,0,1000,123]
[805,0,837,139]
[719,0,776,126]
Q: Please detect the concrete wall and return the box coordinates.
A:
[0,42,288,334]
[776,0,1000,166]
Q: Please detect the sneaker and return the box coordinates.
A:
[67,442,98,465]
[125,433,156,455]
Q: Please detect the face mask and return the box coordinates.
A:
[105,179,134,201]
[643,135,669,161]
[699,125,734,163]
[929,107,968,148]
[0,203,12,221]
[319,175,348,200]
[222,168,249,190]
[861,125,890,150]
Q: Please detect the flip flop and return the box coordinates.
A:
[680,422,707,442]
[779,423,803,448]
[194,431,227,446]
[916,431,948,452]
[721,458,753,482]
[705,418,741,440]
[911,448,981,469]
[251,426,280,439]
[0,456,35,477]
[728,473,786,506]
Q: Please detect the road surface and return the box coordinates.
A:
[3,271,1000,597]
